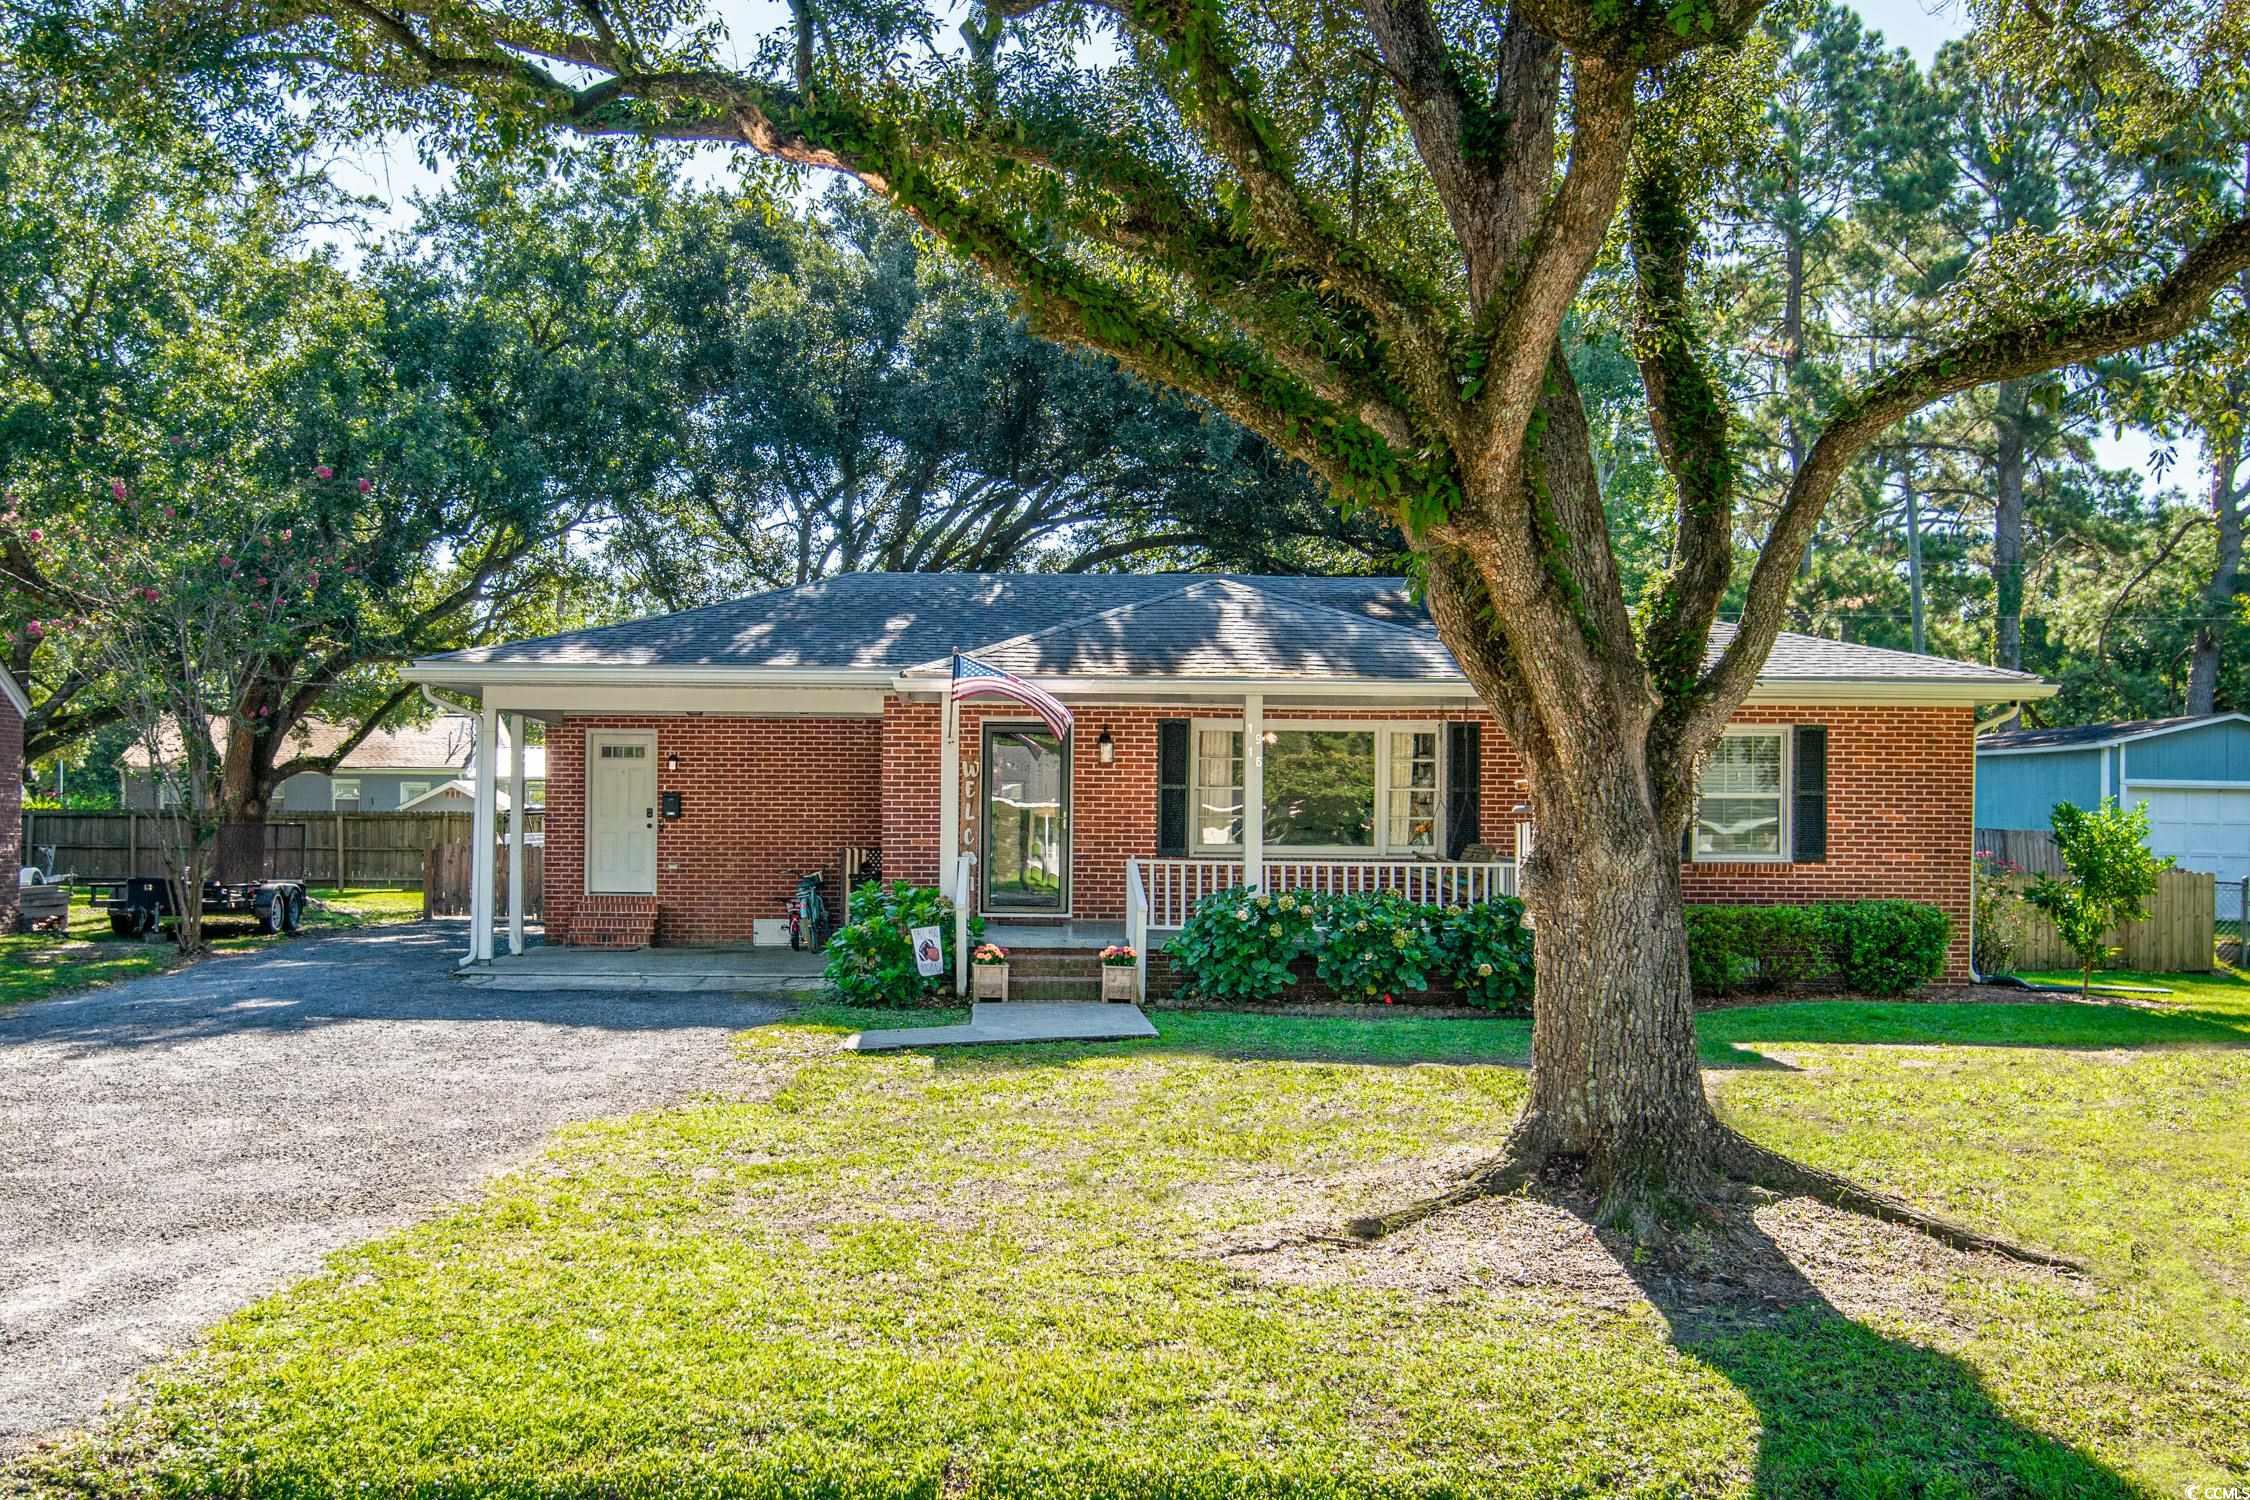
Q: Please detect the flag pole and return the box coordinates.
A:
[940,650,964,994]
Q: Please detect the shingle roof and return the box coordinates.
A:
[419,572,2049,691]
[1978,714,2236,752]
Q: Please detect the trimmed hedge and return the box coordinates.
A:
[1684,900,1949,998]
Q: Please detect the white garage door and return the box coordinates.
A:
[2130,785,2250,915]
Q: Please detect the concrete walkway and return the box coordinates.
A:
[845,1002,1158,1051]
[457,944,829,993]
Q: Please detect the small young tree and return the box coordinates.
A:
[2027,799,2173,994]
[7,460,370,951]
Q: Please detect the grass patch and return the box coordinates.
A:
[20,994,2248,1496]
[1,887,427,1006]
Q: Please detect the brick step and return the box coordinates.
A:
[997,957,1106,977]
[569,896,659,950]
[1002,978,1106,1001]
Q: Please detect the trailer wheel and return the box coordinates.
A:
[261,897,286,935]
[109,911,139,938]
[281,891,303,933]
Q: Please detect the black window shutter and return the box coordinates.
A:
[1157,719,1190,856]
[1792,725,1829,863]
[1444,722,1481,858]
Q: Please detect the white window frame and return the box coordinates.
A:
[1189,717,1444,858]
[1691,726,1792,864]
[396,780,433,806]
[331,778,363,806]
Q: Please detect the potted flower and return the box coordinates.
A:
[971,942,1010,1000]
[1099,944,1138,1001]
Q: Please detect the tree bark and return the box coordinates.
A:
[2187,394,2243,715]
[1991,379,2029,676]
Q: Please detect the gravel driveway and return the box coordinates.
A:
[0,924,786,1453]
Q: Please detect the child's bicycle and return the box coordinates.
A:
[785,871,831,950]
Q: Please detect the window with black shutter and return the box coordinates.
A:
[1792,724,1828,863]
[1444,722,1481,858]
[1156,719,1190,856]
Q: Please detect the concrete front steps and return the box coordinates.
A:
[994,946,1111,1002]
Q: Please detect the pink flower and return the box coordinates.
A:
[218,555,236,570]
[280,528,293,541]
[162,506,176,520]
[314,465,334,481]
[343,564,358,575]
[256,575,269,586]
[24,528,40,543]
[110,479,127,501]
[306,571,319,586]
[141,587,159,602]
[1381,993,1394,1005]
[356,477,371,494]
[24,620,42,639]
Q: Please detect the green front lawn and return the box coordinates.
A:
[1,887,428,1008]
[21,985,2248,1497]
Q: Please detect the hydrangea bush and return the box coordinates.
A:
[823,882,983,1006]
[1163,886,1534,1010]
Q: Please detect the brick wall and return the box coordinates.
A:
[0,691,19,929]
[1680,704,1976,981]
[546,715,882,946]
[555,698,1972,979]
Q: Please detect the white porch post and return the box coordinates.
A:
[469,704,498,965]
[1242,691,1264,892]
[939,682,965,995]
[506,712,526,957]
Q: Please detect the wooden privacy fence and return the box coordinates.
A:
[1995,869,2215,973]
[20,810,541,889]
[1974,827,2065,877]
[423,842,545,921]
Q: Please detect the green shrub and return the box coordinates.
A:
[822,881,983,1007]
[1433,897,1535,1011]
[1310,890,1440,1001]
[1821,900,1951,995]
[1163,885,1317,1002]
[1682,905,1833,996]
[1684,901,1948,998]
[2028,798,2173,993]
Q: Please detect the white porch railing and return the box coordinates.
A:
[951,852,976,997]
[1139,857,1518,930]
[1125,857,1150,1001]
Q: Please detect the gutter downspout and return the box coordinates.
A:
[421,684,484,966]
[1969,703,2022,983]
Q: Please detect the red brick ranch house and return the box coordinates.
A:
[405,573,2053,989]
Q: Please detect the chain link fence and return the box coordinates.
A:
[2223,878,2247,967]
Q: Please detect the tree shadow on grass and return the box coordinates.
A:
[1592,1197,2130,1498]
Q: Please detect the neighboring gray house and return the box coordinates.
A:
[120,715,544,813]
[1977,713,2250,899]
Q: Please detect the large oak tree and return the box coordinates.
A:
[36,0,2250,1244]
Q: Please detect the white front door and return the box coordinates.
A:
[2130,784,2250,914]
[587,732,658,894]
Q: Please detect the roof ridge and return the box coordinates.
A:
[1756,624,2046,681]
[898,576,1221,675]
[424,575,845,664]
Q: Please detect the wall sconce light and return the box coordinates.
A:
[666,751,681,774]
[1096,729,1116,765]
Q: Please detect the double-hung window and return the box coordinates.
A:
[1692,729,1789,861]
[1191,722,1440,855]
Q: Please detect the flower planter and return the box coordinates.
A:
[973,963,1010,1001]
[1102,965,1137,1002]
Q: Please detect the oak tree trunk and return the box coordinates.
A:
[1513,751,1717,1226]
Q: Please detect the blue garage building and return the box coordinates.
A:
[1977,713,2250,898]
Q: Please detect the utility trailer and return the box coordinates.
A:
[87,874,308,937]
[84,824,308,938]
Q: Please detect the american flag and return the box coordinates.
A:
[951,652,1073,741]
